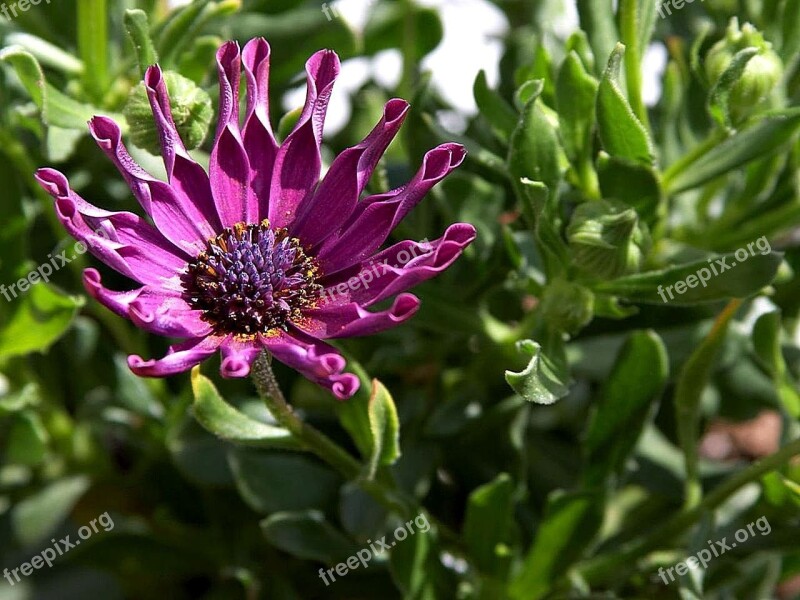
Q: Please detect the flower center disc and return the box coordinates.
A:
[182,220,321,336]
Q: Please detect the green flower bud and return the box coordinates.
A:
[705,18,783,121]
[539,279,594,335]
[567,200,650,279]
[123,71,213,154]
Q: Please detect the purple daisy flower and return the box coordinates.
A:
[35,38,475,399]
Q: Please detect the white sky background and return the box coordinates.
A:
[167,0,666,134]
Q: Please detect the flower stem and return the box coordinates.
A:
[575,435,800,585]
[250,352,412,517]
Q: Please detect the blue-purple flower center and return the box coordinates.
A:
[182,220,321,336]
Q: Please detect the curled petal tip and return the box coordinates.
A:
[383,98,411,124]
[332,374,360,400]
[144,64,163,89]
[221,357,252,378]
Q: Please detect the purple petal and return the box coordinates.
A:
[260,329,359,399]
[83,268,212,338]
[268,50,340,228]
[128,335,225,377]
[220,337,262,378]
[298,293,419,339]
[242,38,278,216]
[89,116,215,255]
[210,42,257,227]
[144,66,222,233]
[319,223,476,306]
[316,143,466,273]
[35,168,187,291]
[290,99,410,246]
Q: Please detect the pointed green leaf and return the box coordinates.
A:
[0,283,83,358]
[463,473,515,575]
[556,51,598,165]
[261,510,359,563]
[366,379,401,479]
[595,251,783,305]
[596,43,654,165]
[508,85,562,202]
[473,70,517,142]
[124,9,159,77]
[665,109,800,193]
[584,330,668,485]
[191,367,299,449]
[509,490,603,600]
[708,47,758,128]
[753,311,800,417]
[505,340,570,404]
[11,476,90,547]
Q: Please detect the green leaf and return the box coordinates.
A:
[191,367,299,449]
[463,473,515,576]
[675,301,740,506]
[0,46,125,130]
[595,251,783,305]
[556,51,599,166]
[583,330,668,486]
[473,70,518,142]
[597,153,662,225]
[261,510,359,563]
[363,2,444,61]
[508,86,562,197]
[5,411,48,466]
[389,523,436,599]
[576,0,618,77]
[0,283,83,358]
[509,490,603,600]
[11,475,90,547]
[596,43,654,165]
[665,109,800,193]
[752,311,800,417]
[0,45,44,106]
[366,379,401,479]
[156,0,240,69]
[124,9,159,77]
[782,0,800,60]
[708,47,758,128]
[0,383,40,414]
[77,0,109,100]
[335,357,378,460]
[228,450,340,514]
[167,409,236,487]
[505,339,570,404]
[4,32,83,75]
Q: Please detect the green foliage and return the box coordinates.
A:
[2,1,800,599]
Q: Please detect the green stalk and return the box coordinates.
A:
[77,0,109,101]
[619,0,650,132]
[251,353,413,517]
[675,299,741,509]
[662,129,727,191]
[576,435,800,585]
